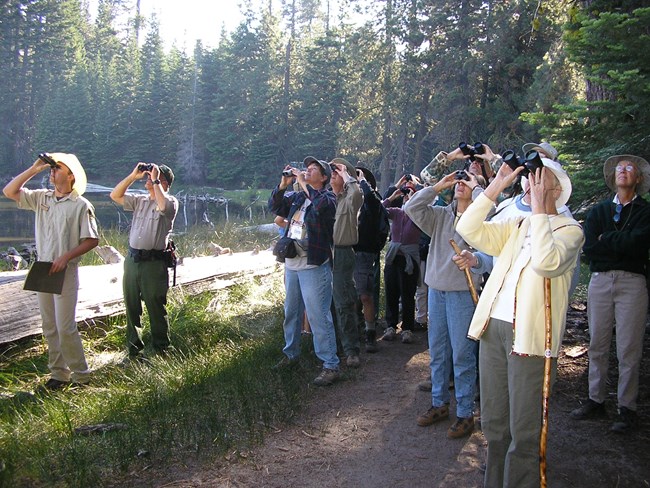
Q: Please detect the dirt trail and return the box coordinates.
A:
[122,304,650,488]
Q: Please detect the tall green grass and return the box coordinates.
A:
[0,226,317,487]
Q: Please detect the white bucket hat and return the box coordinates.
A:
[524,158,571,208]
[50,153,87,195]
[522,142,559,161]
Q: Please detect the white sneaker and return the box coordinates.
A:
[381,327,396,341]
[401,330,414,344]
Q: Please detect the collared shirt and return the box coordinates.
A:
[123,193,178,250]
[19,189,99,263]
[269,185,336,266]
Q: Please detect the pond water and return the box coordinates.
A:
[0,187,242,251]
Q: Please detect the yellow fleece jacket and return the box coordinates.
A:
[456,193,584,357]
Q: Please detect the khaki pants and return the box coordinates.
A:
[480,318,556,488]
[587,270,648,410]
[37,263,90,383]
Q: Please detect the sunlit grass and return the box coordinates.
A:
[0,224,318,487]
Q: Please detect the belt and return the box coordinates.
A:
[128,247,165,262]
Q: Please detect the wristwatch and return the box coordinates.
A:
[152,179,161,185]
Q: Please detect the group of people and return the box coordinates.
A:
[4,143,648,487]
[3,154,178,390]
[268,143,650,488]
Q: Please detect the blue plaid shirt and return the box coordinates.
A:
[269,185,335,266]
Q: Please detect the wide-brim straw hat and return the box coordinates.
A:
[603,154,650,194]
[50,153,87,195]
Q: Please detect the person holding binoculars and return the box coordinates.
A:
[3,153,99,390]
[110,162,178,362]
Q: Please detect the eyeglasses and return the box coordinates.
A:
[615,165,635,173]
[613,203,623,223]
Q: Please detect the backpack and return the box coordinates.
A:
[375,203,390,252]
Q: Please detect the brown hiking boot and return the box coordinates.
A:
[417,404,449,426]
[447,416,475,439]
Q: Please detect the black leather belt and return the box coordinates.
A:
[128,247,165,262]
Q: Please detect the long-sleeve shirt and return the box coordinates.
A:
[333,180,362,246]
[268,185,336,266]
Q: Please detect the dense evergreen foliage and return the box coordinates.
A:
[1,0,647,202]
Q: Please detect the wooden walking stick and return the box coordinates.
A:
[449,239,479,305]
[539,277,552,487]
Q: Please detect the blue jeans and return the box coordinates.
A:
[283,263,339,370]
[428,288,477,419]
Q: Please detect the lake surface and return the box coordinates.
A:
[0,187,239,251]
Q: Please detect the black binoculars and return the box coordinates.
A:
[459,142,485,162]
[400,186,411,195]
[454,170,470,181]
[138,163,154,172]
[502,150,544,177]
[38,153,57,168]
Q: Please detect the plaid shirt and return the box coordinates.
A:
[269,185,335,266]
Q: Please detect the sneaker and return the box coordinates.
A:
[570,399,606,420]
[610,407,638,434]
[313,368,340,386]
[365,330,378,353]
[346,355,361,368]
[381,327,396,341]
[416,404,449,426]
[272,356,299,370]
[447,416,475,439]
[417,380,432,392]
[41,378,71,391]
[401,330,414,344]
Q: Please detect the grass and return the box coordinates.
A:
[0,225,317,488]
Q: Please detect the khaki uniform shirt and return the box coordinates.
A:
[124,193,178,250]
[19,189,99,264]
[333,181,362,246]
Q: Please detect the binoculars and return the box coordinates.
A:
[454,170,470,181]
[138,163,154,172]
[502,150,544,177]
[459,142,485,162]
[38,153,57,168]
[282,168,295,177]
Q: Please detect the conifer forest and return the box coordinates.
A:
[1,0,648,203]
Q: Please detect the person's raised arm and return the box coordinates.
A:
[110,163,146,206]
[3,158,49,202]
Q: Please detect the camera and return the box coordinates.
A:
[138,163,154,172]
[459,142,485,162]
[38,153,57,168]
[502,150,545,177]
[454,170,470,181]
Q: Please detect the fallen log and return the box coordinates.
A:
[0,250,278,345]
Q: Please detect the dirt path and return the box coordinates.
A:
[124,304,650,488]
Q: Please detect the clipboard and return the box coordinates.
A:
[23,261,66,294]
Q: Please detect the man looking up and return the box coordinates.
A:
[3,153,99,390]
[269,157,340,386]
[110,163,178,360]
[329,158,363,368]
[571,154,650,433]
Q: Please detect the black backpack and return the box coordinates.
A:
[374,202,390,252]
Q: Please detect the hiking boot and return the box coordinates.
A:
[365,330,378,353]
[346,355,361,368]
[313,368,340,386]
[272,356,299,370]
[417,380,432,392]
[570,399,606,420]
[417,404,449,426]
[413,321,428,331]
[447,416,475,439]
[401,330,414,344]
[381,327,396,341]
[610,407,638,434]
[42,378,72,391]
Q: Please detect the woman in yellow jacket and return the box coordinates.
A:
[455,157,584,488]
